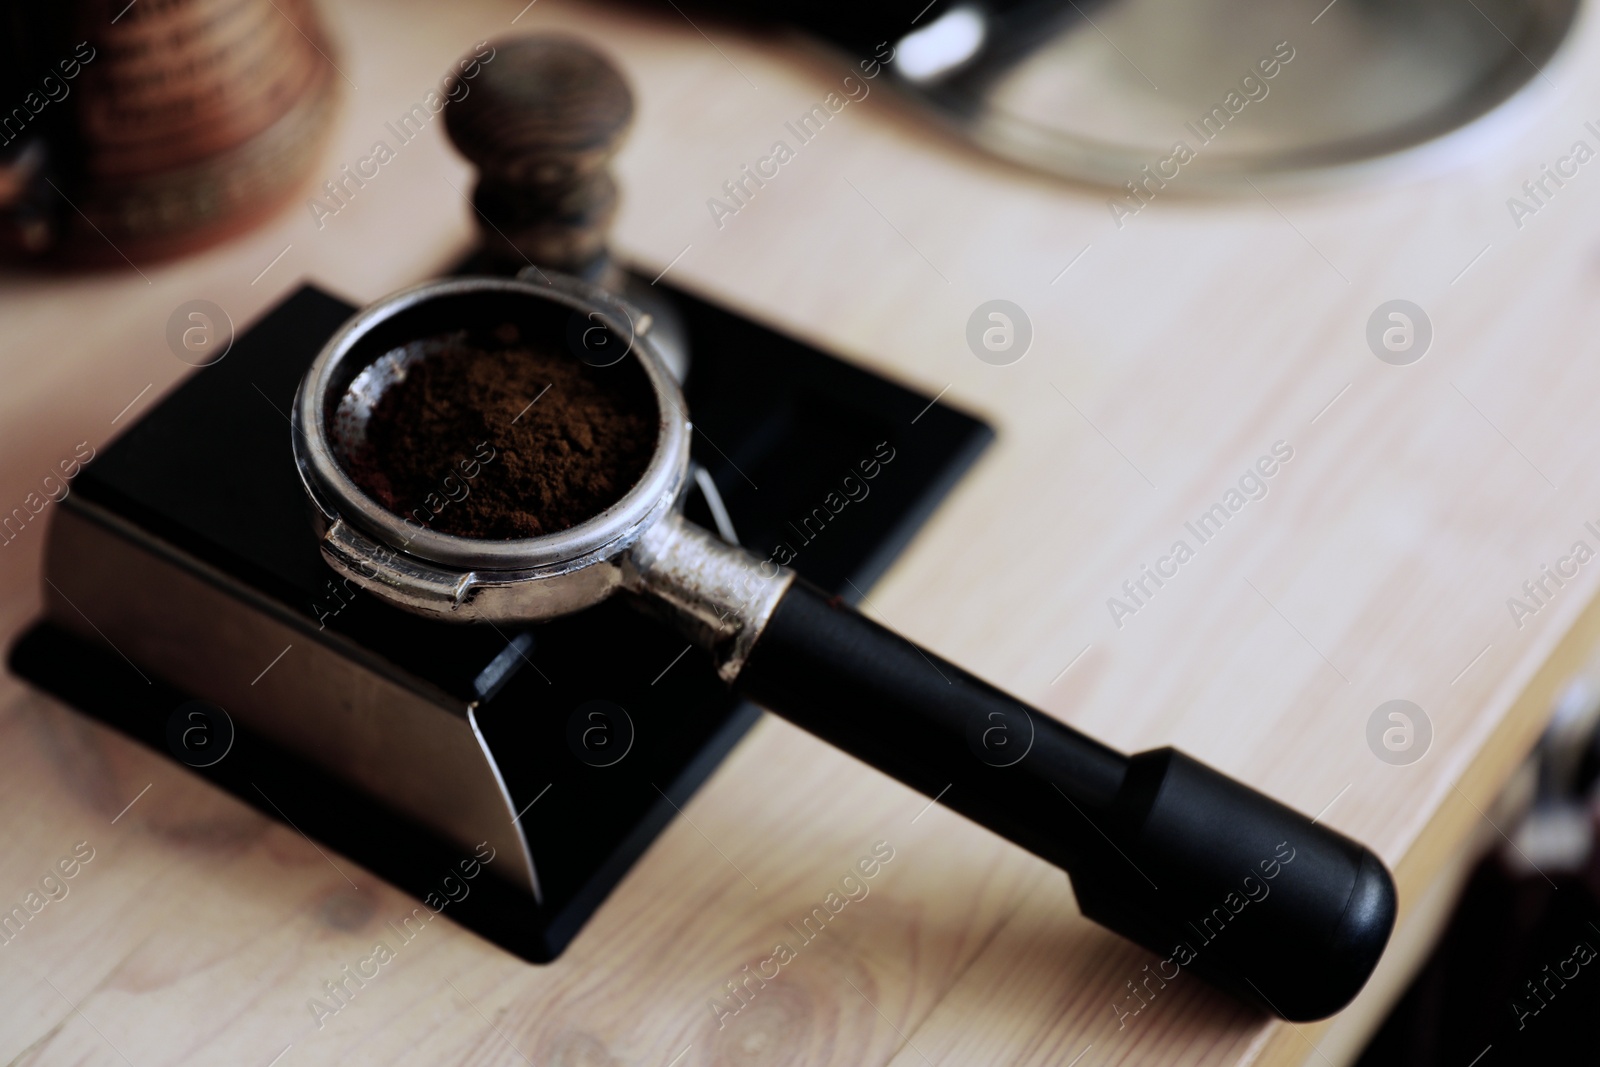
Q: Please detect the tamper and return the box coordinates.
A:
[443,35,687,379]
[444,35,628,282]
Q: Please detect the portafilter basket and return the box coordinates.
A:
[293,273,1396,1021]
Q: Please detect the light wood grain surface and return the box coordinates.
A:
[4,1,1599,1064]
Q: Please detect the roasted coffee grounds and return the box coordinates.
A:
[347,326,657,538]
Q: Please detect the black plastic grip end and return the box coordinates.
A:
[1073,749,1397,1021]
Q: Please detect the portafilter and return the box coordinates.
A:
[292,273,1395,1021]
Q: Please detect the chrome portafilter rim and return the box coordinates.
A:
[291,273,693,620]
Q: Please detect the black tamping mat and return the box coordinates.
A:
[9,278,991,962]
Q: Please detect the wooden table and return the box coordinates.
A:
[4,1,1597,1063]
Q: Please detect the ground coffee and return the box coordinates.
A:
[348,325,657,539]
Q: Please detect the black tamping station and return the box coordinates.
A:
[11,35,1396,1025]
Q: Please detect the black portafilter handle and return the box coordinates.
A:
[735,579,1396,1022]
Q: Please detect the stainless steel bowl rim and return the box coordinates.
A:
[292,273,691,574]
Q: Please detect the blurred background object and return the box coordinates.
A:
[692,0,1580,188]
[0,0,338,265]
[1359,659,1600,1064]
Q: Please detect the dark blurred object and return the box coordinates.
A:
[0,0,338,266]
[444,34,632,284]
[0,3,74,257]
[1359,679,1600,1065]
[683,0,1027,58]
[0,140,55,256]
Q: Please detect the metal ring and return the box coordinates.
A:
[292,273,691,589]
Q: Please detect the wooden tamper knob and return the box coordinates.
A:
[445,35,634,281]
